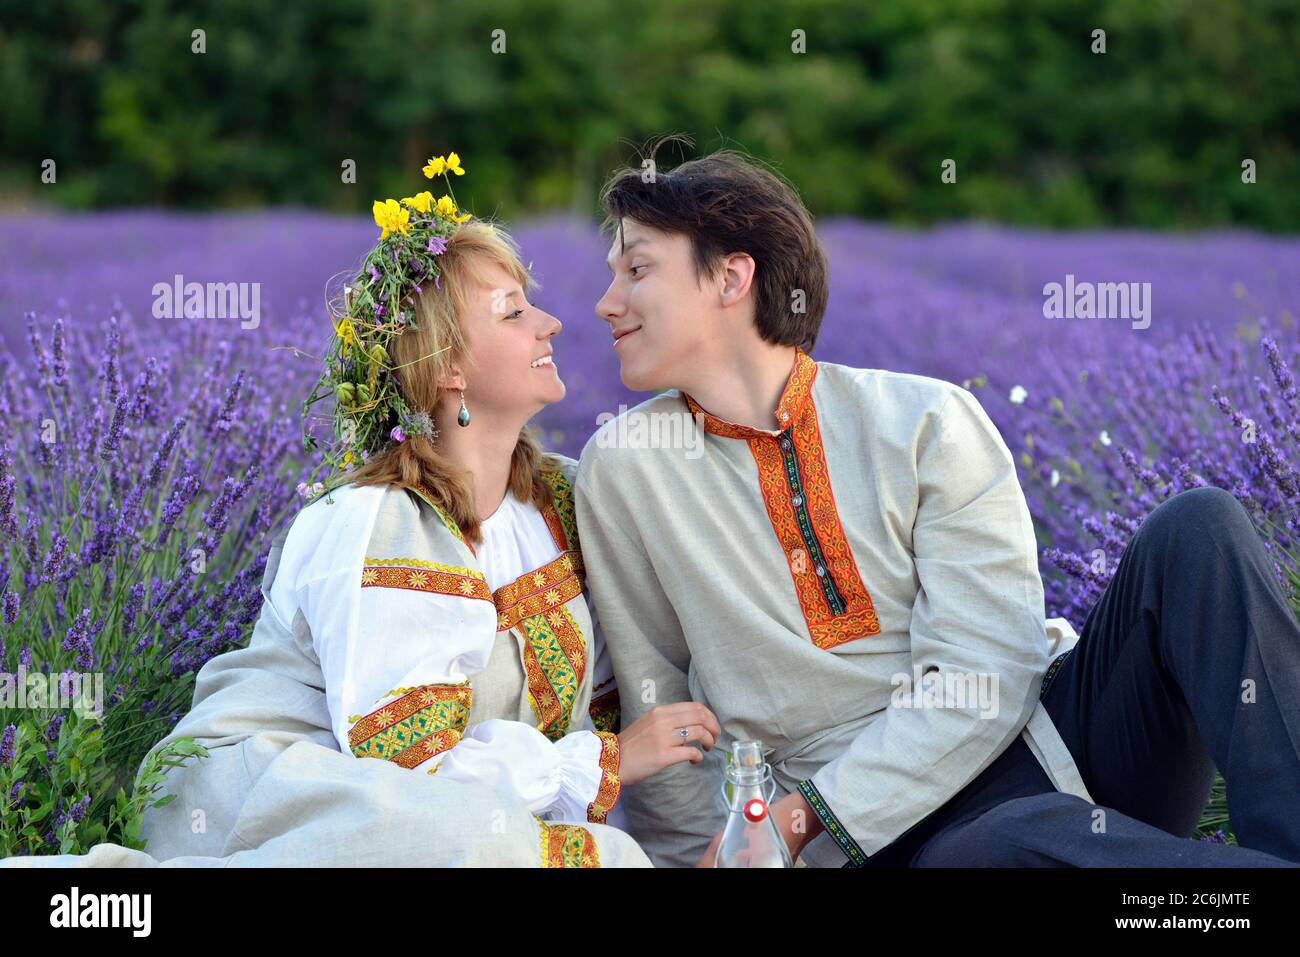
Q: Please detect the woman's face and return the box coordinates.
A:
[452,257,565,421]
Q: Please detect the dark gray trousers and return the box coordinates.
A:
[866,485,1300,867]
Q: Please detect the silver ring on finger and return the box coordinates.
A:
[675,726,690,740]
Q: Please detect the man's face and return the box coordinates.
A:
[595,219,715,392]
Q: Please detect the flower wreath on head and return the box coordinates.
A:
[299,152,474,500]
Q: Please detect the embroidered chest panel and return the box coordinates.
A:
[364,471,593,743]
[685,352,882,650]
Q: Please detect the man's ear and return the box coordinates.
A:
[719,252,756,308]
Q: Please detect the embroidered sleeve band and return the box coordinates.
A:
[586,730,622,824]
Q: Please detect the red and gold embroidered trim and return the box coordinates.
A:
[683,349,882,651]
[492,471,590,740]
[748,413,881,649]
[537,818,600,867]
[493,551,584,632]
[518,606,588,741]
[586,730,622,824]
[361,557,493,603]
[347,682,472,769]
[683,347,819,440]
[539,469,581,555]
[588,687,621,735]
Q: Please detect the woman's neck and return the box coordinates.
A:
[432,395,526,522]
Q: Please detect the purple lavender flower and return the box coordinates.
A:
[98,397,127,460]
[70,794,91,822]
[121,581,146,638]
[390,426,406,443]
[0,473,15,539]
[0,724,15,767]
[51,316,67,388]
[39,532,69,584]
[45,713,65,744]
[427,236,448,255]
[60,609,95,670]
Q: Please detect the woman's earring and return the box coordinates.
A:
[457,390,471,427]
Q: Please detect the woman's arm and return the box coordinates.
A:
[301,561,620,825]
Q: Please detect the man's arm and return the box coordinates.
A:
[798,385,1051,864]
[575,457,727,867]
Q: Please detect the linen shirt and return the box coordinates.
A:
[575,347,1092,868]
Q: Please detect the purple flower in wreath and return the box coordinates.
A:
[427,236,448,255]
[390,426,407,443]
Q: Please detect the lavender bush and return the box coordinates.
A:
[3,211,1298,854]
[0,306,309,854]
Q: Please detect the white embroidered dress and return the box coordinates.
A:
[269,459,626,861]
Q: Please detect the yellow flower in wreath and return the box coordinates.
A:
[333,316,356,356]
[401,191,434,214]
[372,199,411,240]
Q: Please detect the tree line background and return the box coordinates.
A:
[1,0,1298,229]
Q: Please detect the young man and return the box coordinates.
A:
[574,149,1300,868]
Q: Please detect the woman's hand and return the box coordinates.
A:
[616,702,721,787]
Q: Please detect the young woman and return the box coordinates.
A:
[280,214,721,865]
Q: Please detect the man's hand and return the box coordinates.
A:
[694,792,823,866]
[695,830,724,868]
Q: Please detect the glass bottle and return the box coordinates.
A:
[715,739,793,868]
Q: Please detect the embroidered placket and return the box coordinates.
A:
[775,428,847,616]
[683,347,883,650]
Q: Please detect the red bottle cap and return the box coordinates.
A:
[743,798,768,822]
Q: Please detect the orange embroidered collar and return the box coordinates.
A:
[681,347,818,440]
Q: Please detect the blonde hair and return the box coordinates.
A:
[340,220,561,545]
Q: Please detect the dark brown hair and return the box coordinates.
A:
[599,138,829,351]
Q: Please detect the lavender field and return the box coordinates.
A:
[2,210,1298,853]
